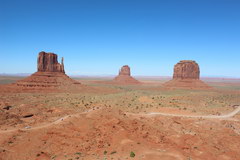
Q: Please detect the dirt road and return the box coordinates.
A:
[0,105,239,134]
[142,105,240,119]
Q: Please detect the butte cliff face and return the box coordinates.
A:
[164,60,210,89]
[173,60,200,80]
[119,65,131,76]
[113,65,140,84]
[37,51,65,73]
[12,51,81,92]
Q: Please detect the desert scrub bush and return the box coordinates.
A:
[110,151,117,154]
[75,152,81,155]
[103,150,107,155]
[130,151,135,158]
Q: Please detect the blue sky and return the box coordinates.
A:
[0,0,240,77]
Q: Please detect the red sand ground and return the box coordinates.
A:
[0,107,240,160]
[0,78,239,160]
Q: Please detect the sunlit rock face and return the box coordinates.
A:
[118,65,131,76]
[163,60,211,89]
[173,60,200,80]
[12,51,81,91]
[37,51,65,73]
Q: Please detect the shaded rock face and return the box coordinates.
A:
[37,51,65,73]
[173,60,200,80]
[119,65,131,76]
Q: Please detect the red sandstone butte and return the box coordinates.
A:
[113,65,140,84]
[119,65,131,76]
[37,51,65,73]
[163,60,210,89]
[173,60,200,80]
[11,51,81,91]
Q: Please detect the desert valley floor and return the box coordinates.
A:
[0,76,240,160]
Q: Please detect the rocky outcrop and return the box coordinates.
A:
[37,51,65,73]
[164,60,210,89]
[119,65,131,76]
[113,65,140,84]
[173,60,199,80]
[11,51,82,91]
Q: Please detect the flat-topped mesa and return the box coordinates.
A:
[37,51,65,73]
[119,65,131,76]
[163,60,211,89]
[173,60,200,80]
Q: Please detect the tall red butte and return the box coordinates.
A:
[11,51,81,91]
[163,60,210,89]
[37,51,65,73]
[113,65,140,84]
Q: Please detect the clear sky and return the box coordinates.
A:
[0,0,240,77]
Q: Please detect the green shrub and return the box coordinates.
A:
[104,150,107,155]
[110,151,117,154]
[130,151,135,158]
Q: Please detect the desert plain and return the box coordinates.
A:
[0,75,240,160]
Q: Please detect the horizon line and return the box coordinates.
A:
[0,73,240,79]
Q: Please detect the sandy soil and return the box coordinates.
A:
[0,77,240,160]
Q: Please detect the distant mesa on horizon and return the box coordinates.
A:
[118,65,131,76]
[113,65,141,84]
[163,60,211,89]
